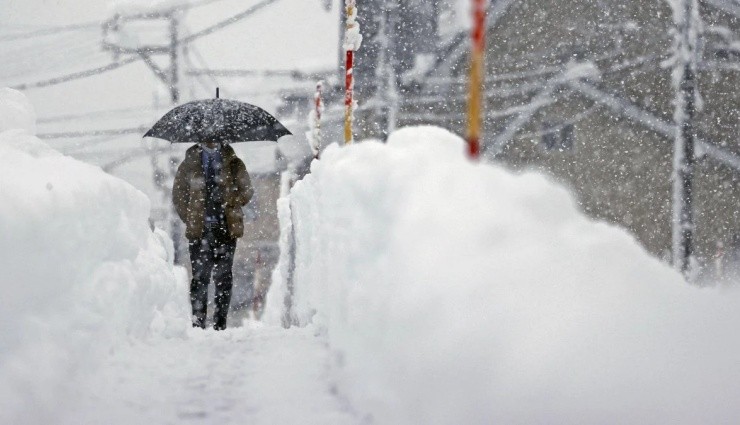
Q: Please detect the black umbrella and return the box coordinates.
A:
[144,94,291,144]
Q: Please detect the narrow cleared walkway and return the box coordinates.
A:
[60,323,358,425]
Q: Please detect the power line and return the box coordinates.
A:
[12,56,141,90]
[57,134,132,155]
[188,0,233,9]
[107,0,230,22]
[0,39,108,81]
[188,41,219,86]
[103,147,171,173]
[0,21,99,42]
[5,0,286,90]
[187,68,332,80]
[37,125,150,139]
[184,49,216,95]
[0,33,103,66]
[180,0,281,44]
[37,105,163,124]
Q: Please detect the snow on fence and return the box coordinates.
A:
[266,125,740,424]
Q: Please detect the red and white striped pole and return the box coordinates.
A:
[343,0,362,145]
[344,48,354,145]
[466,0,487,159]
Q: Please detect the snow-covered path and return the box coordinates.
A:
[61,323,358,425]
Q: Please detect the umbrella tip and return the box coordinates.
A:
[216,87,220,99]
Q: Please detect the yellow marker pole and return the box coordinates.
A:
[466,0,486,159]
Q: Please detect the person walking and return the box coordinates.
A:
[173,140,254,330]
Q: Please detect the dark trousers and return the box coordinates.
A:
[188,227,236,330]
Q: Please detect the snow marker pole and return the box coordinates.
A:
[343,0,362,145]
[466,0,486,159]
[309,81,324,160]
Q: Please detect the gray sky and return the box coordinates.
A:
[1,0,339,199]
[1,0,339,117]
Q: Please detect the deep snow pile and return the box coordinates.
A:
[266,126,740,424]
[0,88,190,424]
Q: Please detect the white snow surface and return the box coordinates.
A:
[266,126,740,424]
[60,323,357,425]
[0,88,36,134]
[1,90,356,424]
[0,90,191,423]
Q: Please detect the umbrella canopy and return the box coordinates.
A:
[144,99,292,144]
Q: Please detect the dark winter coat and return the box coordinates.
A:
[173,144,254,240]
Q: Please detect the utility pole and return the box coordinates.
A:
[103,10,186,263]
[669,0,701,277]
[168,14,184,264]
[102,1,286,263]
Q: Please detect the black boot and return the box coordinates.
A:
[193,313,206,329]
[213,315,227,331]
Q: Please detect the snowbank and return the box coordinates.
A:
[0,87,36,134]
[266,126,740,424]
[0,89,190,424]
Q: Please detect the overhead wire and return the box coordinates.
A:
[37,105,164,124]
[36,125,150,139]
[12,56,141,90]
[0,34,110,81]
[0,34,103,67]
[57,134,131,155]
[187,40,219,86]
[185,51,216,96]
[187,0,233,9]
[3,0,283,90]
[103,147,173,173]
[0,21,100,42]
[9,0,290,173]
[181,26,218,97]
[180,0,281,44]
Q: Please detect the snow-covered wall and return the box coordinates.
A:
[0,89,190,424]
[266,126,740,424]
